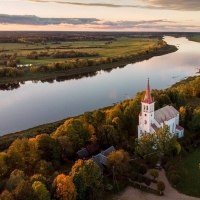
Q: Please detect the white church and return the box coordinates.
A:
[138,79,184,138]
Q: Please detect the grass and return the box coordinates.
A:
[175,148,200,198]
[0,37,157,64]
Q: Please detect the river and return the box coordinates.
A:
[0,36,199,136]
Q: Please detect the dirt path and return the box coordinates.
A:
[113,169,200,200]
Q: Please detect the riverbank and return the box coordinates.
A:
[0,44,177,85]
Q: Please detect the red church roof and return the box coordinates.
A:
[142,78,154,104]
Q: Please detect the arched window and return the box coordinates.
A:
[145,120,147,124]
[146,106,148,111]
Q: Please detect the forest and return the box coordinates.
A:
[0,75,199,199]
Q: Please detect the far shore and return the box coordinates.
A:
[0,44,177,85]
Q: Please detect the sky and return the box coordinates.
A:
[0,0,200,31]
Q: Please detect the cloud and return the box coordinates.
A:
[141,0,200,11]
[0,14,200,31]
[0,14,99,25]
[25,0,200,11]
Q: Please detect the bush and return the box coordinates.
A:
[170,174,180,186]
[139,164,147,175]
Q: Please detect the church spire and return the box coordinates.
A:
[142,78,154,104]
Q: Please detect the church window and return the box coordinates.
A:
[146,106,148,110]
[145,120,147,124]
[145,114,147,116]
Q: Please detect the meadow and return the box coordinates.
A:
[176,148,200,197]
[0,37,157,64]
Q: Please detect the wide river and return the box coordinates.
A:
[0,36,199,136]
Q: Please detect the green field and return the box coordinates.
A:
[176,148,200,197]
[189,35,200,42]
[0,37,157,65]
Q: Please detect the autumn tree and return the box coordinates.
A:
[70,159,103,200]
[12,180,36,200]
[7,138,39,174]
[107,149,130,176]
[52,174,77,200]
[52,118,91,153]
[5,169,26,192]
[0,152,8,177]
[0,190,14,200]
[32,181,50,200]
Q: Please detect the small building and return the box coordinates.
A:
[138,79,184,138]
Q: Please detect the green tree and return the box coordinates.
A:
[53,174,77,200]
[135,133,154,157]
[150,169,159,180]
[189,107,200,131]
[96,125,119,147]
[32,181,50,200]
[153,125,178,155]
[107,149,130,176]
[70,159,103,200]
[157,181,165,194]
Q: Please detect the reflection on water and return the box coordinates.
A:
[0,36,200,135]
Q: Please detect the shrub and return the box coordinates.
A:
[157,181,165,194]
[170,174,180,186]
[139,164,147,175]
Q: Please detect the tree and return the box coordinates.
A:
[12,180,36,200]
[53,174,77,200]
[138,164,147,175]
[189,107,200,131]
[70,159,103,200]
[0,190,14,200]
[153,125,178,155]
[35,134,62,168]
[150,169,159,180]
[30,174,47,185]
[7,138,39,174]
[32,181,50,200]
[157,181,165,194]
[96,125,119,147]
[144,177,151,189]
[0,152,8,177]
[5,169,26,192]
[135,132,154,157]
[107,149,130,176]
[52,118,91,152]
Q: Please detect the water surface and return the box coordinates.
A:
[0,36,199,135]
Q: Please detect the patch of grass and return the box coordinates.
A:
[176,148,200,198]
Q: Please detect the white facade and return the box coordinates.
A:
[138,79,184,138]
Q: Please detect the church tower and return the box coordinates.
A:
[138,79,155,138]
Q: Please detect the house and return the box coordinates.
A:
[77,143,100,159]
[138,79,184,138]
[90,146,116,172]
